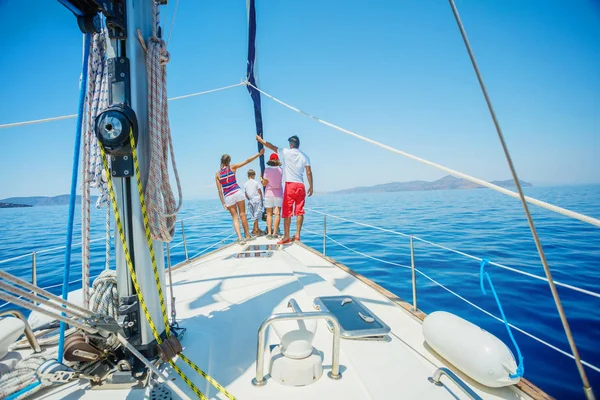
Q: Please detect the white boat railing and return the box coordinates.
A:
[2,206,598,375]
[0,236,110,310]
[307,208,600,300]
[0,209,231,310]
[303,207,600,375]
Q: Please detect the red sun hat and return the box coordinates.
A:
[269,153,279,161]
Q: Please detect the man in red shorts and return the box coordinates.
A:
[256,134,313,244]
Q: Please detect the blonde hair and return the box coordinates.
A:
[248,169,256,178]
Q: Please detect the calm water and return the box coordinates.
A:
[0,185,599,399]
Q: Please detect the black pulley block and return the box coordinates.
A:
[95,104,138,156]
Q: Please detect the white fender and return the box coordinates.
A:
[423,311,520,388]
[0,317,25,359]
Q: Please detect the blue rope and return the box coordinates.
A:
[6,381,41,400]
[480,259,524,379]
[57,33,92,363]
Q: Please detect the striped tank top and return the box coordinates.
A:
[219,166,240,197]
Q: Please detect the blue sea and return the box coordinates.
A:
[1,185,599,399]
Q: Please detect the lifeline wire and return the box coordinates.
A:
[305,226,600,373]
[306,208,600,299]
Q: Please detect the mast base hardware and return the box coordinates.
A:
[90,357,148,390]
[87,314,125,336]
[64,333,103,362]
[41,370,79,384]
[37,359,75,385]
[157,336,182,362]
[84,360,115,384]
[37,359,103,385]
[170,323,186,340]
[93,369,149,390]
[118,296,141,344]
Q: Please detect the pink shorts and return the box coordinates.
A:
[282,182,306,218]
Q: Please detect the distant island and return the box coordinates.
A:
[0,202,33,209]
[0,195,98,208]
[331,175,532,194]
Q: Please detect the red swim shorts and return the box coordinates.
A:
[282,182,306,218]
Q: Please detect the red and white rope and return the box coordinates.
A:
[137,4,183,242]
[82,106,90,308]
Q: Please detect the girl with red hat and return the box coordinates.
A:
[261,153,283,238]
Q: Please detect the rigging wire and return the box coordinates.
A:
[166,0,180,46]
[447,0,593,396]
[0,82,246,129]
[247,81,600,229]
[161,1,169,33]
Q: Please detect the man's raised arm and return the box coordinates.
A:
[256,134,278,153]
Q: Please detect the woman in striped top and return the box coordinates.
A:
[215,149,264,244]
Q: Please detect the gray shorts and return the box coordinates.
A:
[247,198,263,220]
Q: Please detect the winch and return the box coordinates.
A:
[95,103,138,158]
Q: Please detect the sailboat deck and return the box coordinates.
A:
[32,237,539,399]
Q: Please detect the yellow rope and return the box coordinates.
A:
[100,131,236,400]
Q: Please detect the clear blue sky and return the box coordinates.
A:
[0,0,598,199]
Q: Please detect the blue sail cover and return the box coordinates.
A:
[246,0,266,177]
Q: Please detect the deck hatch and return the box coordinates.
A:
[242,244,280,252]
[314,296,390,338]
[226,251,274,259]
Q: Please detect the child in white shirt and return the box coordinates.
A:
[244,169,264,236]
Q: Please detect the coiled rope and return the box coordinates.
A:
[0,351,57,400]
[88,269,118,318]
[136,8,183,242]
[84,31,110,209]
[82,29,111,308]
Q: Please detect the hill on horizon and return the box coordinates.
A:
[1,177,534,203]
[330,175,532,194]
[0,195,98,207]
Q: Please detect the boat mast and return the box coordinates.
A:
[117,0,167,356]
[59,0,167,357]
